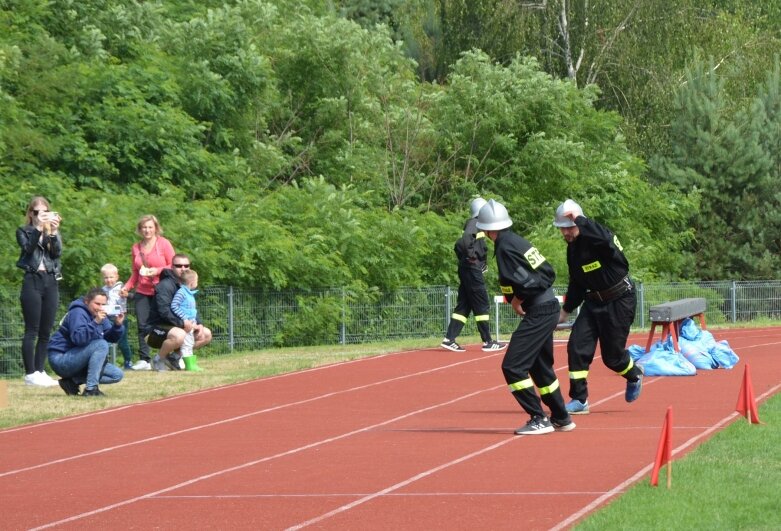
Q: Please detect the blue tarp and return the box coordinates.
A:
[678,318,739,369]
[627,318,739,376]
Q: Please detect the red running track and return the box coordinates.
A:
[2,328,781,530]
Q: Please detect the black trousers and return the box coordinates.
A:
[502,301,568,421]
[567,289,642,402]
[20,271,59,374]
[445,265,492,343]
[132,292,154,361]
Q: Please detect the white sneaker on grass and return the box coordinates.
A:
[131,359,152,371]
[24,372,57,387]
[37,371,59,387]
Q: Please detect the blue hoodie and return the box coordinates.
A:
[48,298,124,354]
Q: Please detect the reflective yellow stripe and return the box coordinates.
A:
[582,261,601,272]
[508,378,534,392]
[500,285,513,294]
[569,370,589,380]
[538,379,560,396]
[476,231,485,239]
[451,313,467,323]
[618,358,634,376]
[475,314,489,322]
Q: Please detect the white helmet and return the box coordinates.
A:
[476,199,512,231]
[469,197,487,218]
[553,199,583,228]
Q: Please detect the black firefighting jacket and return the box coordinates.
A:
[493,229,556,312]
[562,216,630,313]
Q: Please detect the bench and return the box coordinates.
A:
[645,297,707,352]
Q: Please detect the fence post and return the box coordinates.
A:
[444,286,451,332]
[228,285,234,352]
[731,281,737,323]
[340,288,346,345]
[638,281,645,329]
[494,295,502,342]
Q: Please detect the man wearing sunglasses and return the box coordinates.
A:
[145,253,212,370]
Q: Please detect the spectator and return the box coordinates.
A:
[147,254,212,371]
[48,287,125,396]
[101,263,133,369]
[16,196,62,388]
[553,199,643,414]
[171,268,204,371]
[121,215,175,371]
[476,200,575,435]
[441,197,506,353]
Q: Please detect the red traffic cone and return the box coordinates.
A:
[650,406,673,488]
[735,364,760,424]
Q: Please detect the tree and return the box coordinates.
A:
[651,56,778,279]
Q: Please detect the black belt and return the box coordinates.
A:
[585,277,632,302]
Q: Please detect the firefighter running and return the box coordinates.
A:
[476,199,574,435]
[554,199,644,415]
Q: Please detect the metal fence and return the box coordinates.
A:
[3,280,781,376]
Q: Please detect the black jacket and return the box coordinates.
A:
[454,217,487,269]
[16,225,62,276]
[148,268,186,329]
[562,216,630,313]
[494,229,556,312]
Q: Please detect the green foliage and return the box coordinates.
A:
[273,294,345,347]
[0,0,706,297]
[651,55,781,279]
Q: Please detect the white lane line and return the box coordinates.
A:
[285,437,518,531]
[2,353,501,478]
[0,349,440,434]
[28,386,500,531]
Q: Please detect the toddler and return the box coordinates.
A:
[100,263,133,369]
[171,269,203,371]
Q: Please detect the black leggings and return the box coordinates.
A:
[20,271,60,374]
[133,292,154,361]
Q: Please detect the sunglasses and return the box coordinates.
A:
[173,264,190,268]
[32,209,50,215]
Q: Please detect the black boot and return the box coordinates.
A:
[58,378,80,396]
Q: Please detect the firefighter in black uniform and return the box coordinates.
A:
[553,199,643,415]
[441,198,506,352]
[476,199,574,435]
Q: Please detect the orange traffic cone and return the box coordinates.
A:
[735,364,760,424]
[651,406,673,488]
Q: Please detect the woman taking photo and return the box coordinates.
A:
[16,196,62,387]
[121,215,175,370]
[48,287,125,396]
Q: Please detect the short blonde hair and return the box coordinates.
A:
[135,214,163,237]
[100,263,119,275]
[180,269,198,284]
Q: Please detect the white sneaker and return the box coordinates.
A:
[131,359,152,371]
[37,371,60,387]
[24,372,53,387]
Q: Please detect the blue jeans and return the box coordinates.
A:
[48,339,124,389]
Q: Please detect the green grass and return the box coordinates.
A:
[576,394,781,530]
[2,330,779,529]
